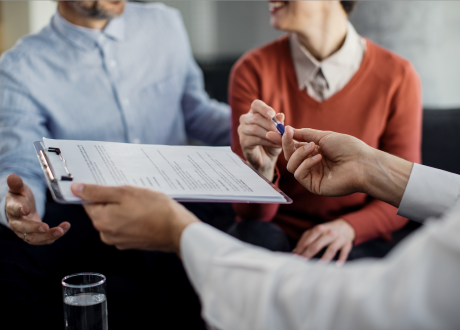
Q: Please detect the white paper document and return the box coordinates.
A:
[40,138,291,204]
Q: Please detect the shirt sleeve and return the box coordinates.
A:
[0,67,49,227]
[398,163,460,222]
[173,10,231,147]
[181,213,460,330]
[229,56,280,221]
[342,61,423,244]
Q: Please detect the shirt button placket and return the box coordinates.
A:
[100,39,141,145]
[100,40,131,142]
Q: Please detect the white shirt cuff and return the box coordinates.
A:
[398,163,460,222]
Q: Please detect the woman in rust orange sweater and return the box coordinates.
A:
[230,1,422,264]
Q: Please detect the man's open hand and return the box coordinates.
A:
[71,183,199,254]
[6,174,70,245]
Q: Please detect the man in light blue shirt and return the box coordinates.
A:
[0,1,229,329]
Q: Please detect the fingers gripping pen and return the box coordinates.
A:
[271,116,285,136]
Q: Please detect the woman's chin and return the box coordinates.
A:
[270,18,288,31]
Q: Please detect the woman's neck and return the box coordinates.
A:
[295,10,348,61]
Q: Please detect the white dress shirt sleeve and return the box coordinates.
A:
[181,218,460,330]
[398,163,460,222]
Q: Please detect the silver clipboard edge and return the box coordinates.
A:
[34,141,82,205]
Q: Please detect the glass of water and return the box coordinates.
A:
[62,273,108,330]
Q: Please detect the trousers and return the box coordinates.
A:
[227,219,422,259]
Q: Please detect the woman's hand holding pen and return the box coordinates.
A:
[238,100,285,181]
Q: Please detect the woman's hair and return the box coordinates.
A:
[340,1,358,15]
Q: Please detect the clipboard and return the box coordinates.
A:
[34,141,80,204]
[34,141,292,205]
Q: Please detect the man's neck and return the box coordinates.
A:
[58,2,108,30]
[295,11,348,62]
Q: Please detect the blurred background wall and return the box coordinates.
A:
[0,1,459,108]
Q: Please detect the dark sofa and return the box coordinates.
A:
[423,109,460,174]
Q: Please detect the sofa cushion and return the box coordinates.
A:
[423,109,460,174]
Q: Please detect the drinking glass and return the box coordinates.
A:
[62,273,108,330]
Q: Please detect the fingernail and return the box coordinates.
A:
[304,143,312,151]
[72,183,84,193]
[38,226,45,233]
[53,231,61,238]
[336,261,345,268]
[312,154,321,161]
[317,259,328,265]
[267,109,276,118]
[19,207,25,215]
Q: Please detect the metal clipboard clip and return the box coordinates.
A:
[38,147,73,182]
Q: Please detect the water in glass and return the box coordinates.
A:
[64,293,108,330]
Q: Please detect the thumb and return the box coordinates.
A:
[282,126,296,161]
[292,128,331,144]
[71,183,121,203]
[275,112,285,125]
[7,174,25,194]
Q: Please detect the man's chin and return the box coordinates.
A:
[69,1,125,20]
[98,1,125,18]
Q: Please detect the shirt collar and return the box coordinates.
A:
[290,22,365,90]
[104,15,125,42]
[52,10,125,51]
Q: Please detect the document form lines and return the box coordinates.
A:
[226,152,242,168]
[40,138,292,204]
[140,148,176,190]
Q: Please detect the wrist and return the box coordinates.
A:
[336,218,355,241]
[170,203,200,256]
[359,147,381,196]
[362,148,413,208]
[258,164,276,182]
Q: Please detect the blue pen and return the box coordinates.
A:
[271,116,285,136]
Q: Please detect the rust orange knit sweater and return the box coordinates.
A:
[230,36,422,245]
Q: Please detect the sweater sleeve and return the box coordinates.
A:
[342,61,423,245]
[229,55,280,221]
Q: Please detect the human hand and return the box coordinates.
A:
[71,183,200,254]
[273,126,369,197]
[5,174,70,245]
[292,219,355,266]
[238,100,285,181]
[266,126,413,208]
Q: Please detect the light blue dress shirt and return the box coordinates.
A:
[0,3,231,226]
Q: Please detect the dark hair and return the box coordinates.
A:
[340,1,358,15]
